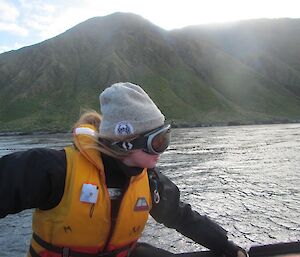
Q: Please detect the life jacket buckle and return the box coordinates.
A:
[62,247,70,257]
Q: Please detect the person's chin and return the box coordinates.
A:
[148,162,157,169]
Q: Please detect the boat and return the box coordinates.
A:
[248,241,300,257]
[170,241,300,257]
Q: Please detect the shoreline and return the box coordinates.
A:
[1,119,300,136]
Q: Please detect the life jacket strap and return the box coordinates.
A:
[29,245,40,257]
[31,233,134,257]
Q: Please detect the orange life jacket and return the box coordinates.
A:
[28,124,152,257]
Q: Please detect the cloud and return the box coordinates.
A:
[0,1,27,36]
[0,0,19,22]
[14,0,72,40]
[0,22,28,36]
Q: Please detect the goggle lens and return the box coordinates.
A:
[149,127,171,154]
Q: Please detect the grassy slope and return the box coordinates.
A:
[1,14,300,132]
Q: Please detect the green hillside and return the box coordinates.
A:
[0,13,300,132]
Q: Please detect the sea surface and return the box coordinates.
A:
[0,124,299,256]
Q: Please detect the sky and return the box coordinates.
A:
[0,0,300,54]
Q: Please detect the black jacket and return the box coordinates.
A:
[0,148,241,256]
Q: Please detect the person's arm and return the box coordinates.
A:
[0,148,66,218]
[148,169,246,257]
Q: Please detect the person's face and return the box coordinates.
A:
[121,149,160,168]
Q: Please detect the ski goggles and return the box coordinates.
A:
[103,124,171,155]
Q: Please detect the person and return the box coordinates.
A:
[0,82,247,257]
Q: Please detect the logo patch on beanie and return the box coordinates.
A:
[114,121,134,136]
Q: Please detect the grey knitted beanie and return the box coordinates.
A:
[99,82,165,140]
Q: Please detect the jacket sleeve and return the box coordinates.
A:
[148,168,240,256]
[0,148,66,218]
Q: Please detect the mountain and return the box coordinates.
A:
[1,13,300,132]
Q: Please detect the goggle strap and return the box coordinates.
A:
[127,137,147,150]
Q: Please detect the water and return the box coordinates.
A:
[0,124,299,256]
